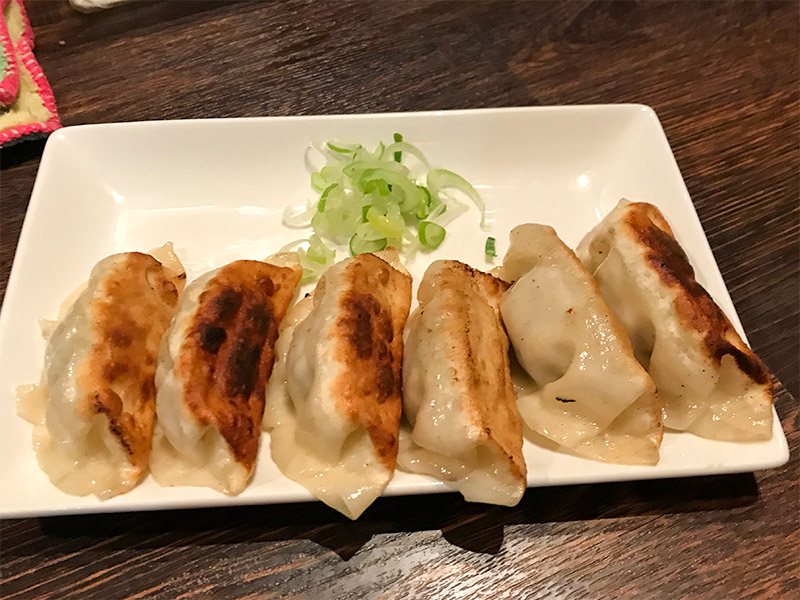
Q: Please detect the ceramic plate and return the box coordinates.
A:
[0,106,788,518]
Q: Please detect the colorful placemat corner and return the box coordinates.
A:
[0,0,19,106]
[0,0,60,148]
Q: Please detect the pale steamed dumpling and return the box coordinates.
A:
[500,224,663,465]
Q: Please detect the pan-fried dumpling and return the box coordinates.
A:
[576,200,773,440]
[500,224,663,465]
[22,250,185,498]
[266,251,411,519]
[261,250,407,432]
[150,258,302,495]
[398,260,526,506]
[261,295,313,432]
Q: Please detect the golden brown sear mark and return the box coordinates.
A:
[79,252,185,472]
[448,260,510,304]
[341,292,391,361]
[332,254,412,469]
[103,362,129,382]
[198,324,227,354]
[209,287,243,322]
[177,260,301,469]
[625,203,770,385]
[109,328,132,348]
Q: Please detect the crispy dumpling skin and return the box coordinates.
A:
[500,224,663,465]
[265,252,411,519]
[398,260,527,506]
[29,251,185,499]
[577,200,773,440]
[151,258,302,495]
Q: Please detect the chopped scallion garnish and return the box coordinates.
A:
[283,133,487,277]
[419,221,446,249]
[317,183,338,212]
[485,236,497,257]
[393,133,403,162]
[327,142,360,154]
[350,234,387,256]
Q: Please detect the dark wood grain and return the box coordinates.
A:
[1,1,798,598]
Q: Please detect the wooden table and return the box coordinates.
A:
[1,1,798,598]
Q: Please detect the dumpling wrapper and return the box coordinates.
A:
[398,260,527,506]
[500,224,663,465]
[265,251,411,519]
[19,249,185,499]
[150,257,302,495]
[576,200,773,440]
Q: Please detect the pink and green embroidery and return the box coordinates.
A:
[0,0,20,107]
[0,1,61,147]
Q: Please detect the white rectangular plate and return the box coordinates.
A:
[0,105,788,518]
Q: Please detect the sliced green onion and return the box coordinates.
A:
[367,204,405,238]
[297,248,333,283]
[359,169,424,215]
[427,201,447,221]
[414,186,431,219]
[393,133,403,162]
[320,165,342,184]
[309,234,335,261]
[310,171,327,192]
[296,235,336,282]
[290,133,486,281]
[386,236,402,250]
[317,183,338,212]
[343,158,408,179]
[350,234,387,256]
[419,185,432,203]
[327,142,361,154]
[277,238,310,253]
[427,168,486,227]
[485,236,497,257]
[355,222,387,241]
[283,203,317,228]
[385,141,431,171]
[361,177,392,196]
[311,204,363,244]
[298,251,323,283]
[418,221,446,249]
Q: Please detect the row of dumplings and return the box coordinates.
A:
[19,200,774,519]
